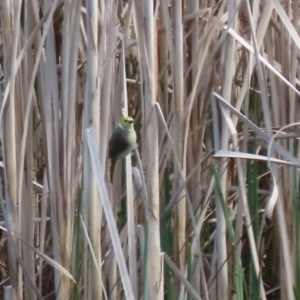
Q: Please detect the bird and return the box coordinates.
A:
[108,116,137,182]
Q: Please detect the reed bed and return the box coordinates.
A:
[0,0,300,299]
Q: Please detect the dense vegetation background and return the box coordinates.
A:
[0,0,300,299]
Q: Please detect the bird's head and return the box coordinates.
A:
[119,116,134,130]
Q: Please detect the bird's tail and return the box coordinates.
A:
[110,159,116,182]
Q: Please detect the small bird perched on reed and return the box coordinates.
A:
[108,116,137,182]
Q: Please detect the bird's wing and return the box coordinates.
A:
[108,127,130,159]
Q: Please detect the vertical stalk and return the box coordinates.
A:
[1,1,20,297]
[83,0,102,299]
[142,0,163,298]
[172,0,186,278]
